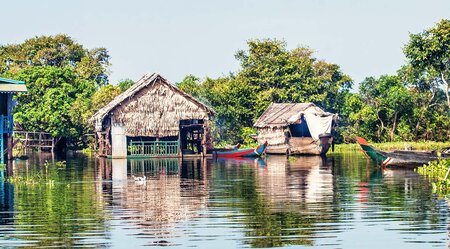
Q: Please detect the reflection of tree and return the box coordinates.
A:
[2,154,109,247]
[209,157,337,248]
[332,152,445,231]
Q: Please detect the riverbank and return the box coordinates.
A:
[333,141,450,153]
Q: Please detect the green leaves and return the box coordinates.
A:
[0,34,110,86]
[184,39,352,142]
[404,19,450,109]
[0,35,113,148]
[11,67,95,142]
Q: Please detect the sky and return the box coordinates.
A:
[1,0,449,87]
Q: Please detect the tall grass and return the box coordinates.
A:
[334,141,450,153]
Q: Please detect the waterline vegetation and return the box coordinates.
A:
[416,159,450,195]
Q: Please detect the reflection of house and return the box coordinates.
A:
[112,158,208,238]
[256,156,333,204]
[91,73,214,158]
[254,103,337,155]
[0,77,27,164]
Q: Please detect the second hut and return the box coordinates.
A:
[254,103,337,155]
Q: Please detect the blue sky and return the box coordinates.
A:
[1,0,449,87]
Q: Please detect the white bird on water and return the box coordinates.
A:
[132,175,147,182]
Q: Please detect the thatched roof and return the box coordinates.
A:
[90,73,214,132]
[254,103,335,128]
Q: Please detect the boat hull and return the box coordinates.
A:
[356,137,450,167]
[266,135,333,156]
[214,142,267,158]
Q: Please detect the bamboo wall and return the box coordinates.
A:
[256,127,287,145]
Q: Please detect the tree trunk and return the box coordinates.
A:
[442,73,450,109]
[391,112,398,142]
[376,110,384,141]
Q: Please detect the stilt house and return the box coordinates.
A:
[254,103,337,155]
[0,77,27,164]
[90,73,214,158]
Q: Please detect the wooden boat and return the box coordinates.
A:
[213,142,268,158]
[356,137,450,167]
[210,143,240,152]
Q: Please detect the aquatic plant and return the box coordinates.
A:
[416,159,450,194]
[2,161,67,186]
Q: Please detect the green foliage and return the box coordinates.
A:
[2,22,450,149]
[416,159,450,195]
[11,66,96,146]
[351,75,414,142]
[404,19,450,109]
[188,39,352,142]
[0,35,112,148]
[240,127,258,148]
[342,19,450,143]
[176,74,203,98]
[91,84,122,113]
[333,141,450,153]
[117,78,134,92]
[0,34,110,85]
[4,161,66,185]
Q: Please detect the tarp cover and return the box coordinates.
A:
[287,106,335,140]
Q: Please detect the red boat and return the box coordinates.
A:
[213,142,268,158]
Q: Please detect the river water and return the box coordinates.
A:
[0,152,448,248]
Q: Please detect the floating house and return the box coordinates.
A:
[0,77,27,164]
[91,73,214,158]
[253,103,337,155]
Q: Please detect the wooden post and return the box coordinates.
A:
[178,124,182,158]
[51,137,55,154]
[202,124,207,158]
[39,132,42,152]
[6,93,13,161]
[25,132,28,149]
[7,135,12,160]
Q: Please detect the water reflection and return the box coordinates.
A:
[110,158,208,246]
[0,153,448,248]
[256,156,333,204]
[0,153,110,248]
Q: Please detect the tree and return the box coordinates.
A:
[12,66,96,146]
[195,39,352,142]
[91,85,122,113]
[404,19,450,109]
[359,75,413,142]
[176,75,203,99]
[117,78,134,92]
[0,34,110,86]
[0,35,111,148]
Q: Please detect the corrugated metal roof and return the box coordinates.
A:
[0,83,27,92]
[253,103,334,128]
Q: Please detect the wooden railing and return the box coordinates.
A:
[14,131,56,152]
[128,140,179,157]
[0,115,13,134]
